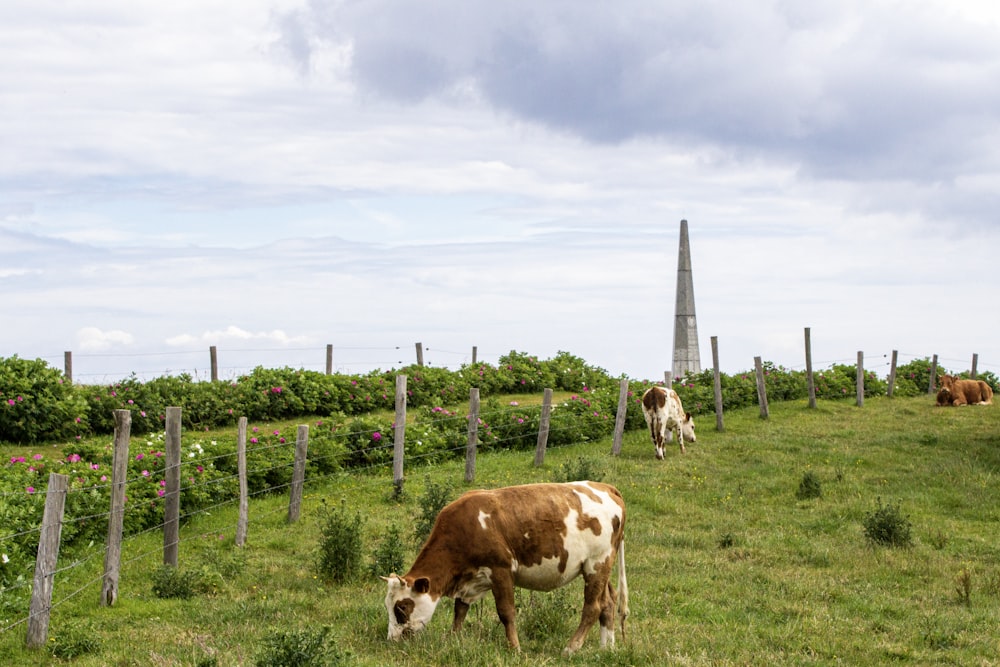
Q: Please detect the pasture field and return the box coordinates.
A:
[2,395,999,665]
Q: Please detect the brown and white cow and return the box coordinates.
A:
[382,481,628,656]
[641,386,696,458]
[938,374,994,406]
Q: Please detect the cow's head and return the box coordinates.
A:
[680,412,696,443]
[382,574,440,641]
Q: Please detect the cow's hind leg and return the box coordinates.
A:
[650,419,665,460]
[563,573,608,656]
[598,580,618,648]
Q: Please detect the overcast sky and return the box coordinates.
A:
[2,0,999,384]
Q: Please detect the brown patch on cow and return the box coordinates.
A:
[393,598,414,624]
[642,387,667,412]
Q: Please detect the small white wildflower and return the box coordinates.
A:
[1,553,9,564]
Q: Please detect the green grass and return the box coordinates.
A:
[2,396,1000,665]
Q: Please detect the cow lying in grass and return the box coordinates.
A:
[382,481,628,656]
[937,374,994,406]
[641,386,696,458]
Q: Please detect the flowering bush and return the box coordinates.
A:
[0,356,88,443]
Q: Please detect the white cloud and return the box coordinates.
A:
[77,327,135,351]
[165,326,313,348]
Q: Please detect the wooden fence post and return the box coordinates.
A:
[754,356,769,420]
[101,410,131,607]
[928,355,938,394]
[971,353,979,379]
[534,389,554,466]
[887,350,898,398]
[804,328,817,409]
[472,346,478,365]
[210,346,218,382]
[664,371,672,386]
[711,336,724,432]
[415,343,424,367]
[163,406,181,567]
[26,473,68,648]
[236,417,249,546]
[856,351,865,408]
[326,345,334,375]
[64,351,72,384]
[611,379,630,456]
[465,388,480,483]
[392,375,407,491]
[288,425,309,523]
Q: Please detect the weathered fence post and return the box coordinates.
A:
[472,346,478,365]
[804,328,817,409]
[101,410,131,607]
[64,351,72,384]
[210,346,218,382]
[326,345,334,375]
[415,343,424,367]
[26,473,68,648]
[236,416,249,546]
[928,355,939,394]
[392,375,407,492]
[971,353,979,379]
[611,379,630,456]
[288,425,309,523]
[711,336,724,432]
[465,388,480,483]
[164,406,182,567]
[664,371,673,387]
[856,351,865,408]
[887,350,898,398]
[754,356,769,419]
[534,388,554,466]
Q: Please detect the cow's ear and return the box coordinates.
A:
[686,412,693,421]
[414,577,431,594]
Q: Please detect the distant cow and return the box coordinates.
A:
[641,386,696,458]
[938,374,994,406]
[382,481,628,656]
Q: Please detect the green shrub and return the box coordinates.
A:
[0,356,88,444]
[413,477,454,545]
[254,626,346,667]
[152,565,203,599]
[315,499,364,584]
[796,471,822,500]
[369,524,406,577]
[863,498,912,547]
[554,457,605,483]
[48,618,102,659]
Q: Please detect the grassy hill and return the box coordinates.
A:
[2,395,999,665]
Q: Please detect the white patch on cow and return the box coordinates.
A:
[453,567,493,603]
[478,510,491,530]
[512,484,619,591]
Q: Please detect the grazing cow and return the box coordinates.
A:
[382,481,628,656]
[641,386,696,458]
[938,374,994,406]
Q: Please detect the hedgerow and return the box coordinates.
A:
[1,352,986,446]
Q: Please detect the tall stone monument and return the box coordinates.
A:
[672,219,702,379]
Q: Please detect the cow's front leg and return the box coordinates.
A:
[674,426,686,454]
[490,571,520,650]
[452,598,470,633]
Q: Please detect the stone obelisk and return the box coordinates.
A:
[672,220,701,379]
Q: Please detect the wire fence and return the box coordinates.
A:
[0,392,618,646]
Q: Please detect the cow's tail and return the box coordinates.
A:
[616,538,629,641]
